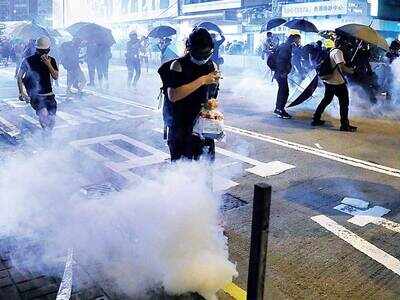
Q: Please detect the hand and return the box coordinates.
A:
[41,54,51,66]
[202,71,221,85]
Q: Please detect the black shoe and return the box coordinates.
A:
[281,110,292,119]
[311,119,326,126]
[274,109,292,119]
[340,125,357,132]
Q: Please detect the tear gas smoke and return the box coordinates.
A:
[0,143,237,299]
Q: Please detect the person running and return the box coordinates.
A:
[126,31,145,88]
[17,37,59,133]
[158,28,220,162]
[273,34,301,119]
[311,37,357,132]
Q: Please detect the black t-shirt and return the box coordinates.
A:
[161,55,217,140]
[20,54,58,96]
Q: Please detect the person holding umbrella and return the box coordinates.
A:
[210,32,225,67]
[311,37,357,132]
[273,33,301,119]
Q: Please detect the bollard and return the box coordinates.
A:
[247,183,272,300]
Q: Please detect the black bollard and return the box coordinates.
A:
[247,183,272,300]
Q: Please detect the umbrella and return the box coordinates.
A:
[11,22,51,40]
[261,18,286,32]
[148,26,176,39]
[67,23,115,46]
[284,19,319,33]
[287,70,319,108]
[319,30,336,39]
[196,21,222,34]
[48,29,62,38]
[66,22,91,36]
[335,24,389,51]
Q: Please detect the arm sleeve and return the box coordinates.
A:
[19,59,28,73]
[332,49,345,65]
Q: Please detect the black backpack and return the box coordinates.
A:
[315,49,337,79]
[267,49,278,71]
[157,59,176,139]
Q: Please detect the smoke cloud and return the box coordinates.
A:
[0,141,237,299]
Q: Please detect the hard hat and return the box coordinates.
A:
[325,39,334,49]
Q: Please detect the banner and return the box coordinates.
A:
[282,0,348,18]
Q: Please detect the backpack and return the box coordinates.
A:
[157,59,176,139]
[315,49,337,79]
[267,49,278,71]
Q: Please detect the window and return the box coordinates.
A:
[160,0,169,9]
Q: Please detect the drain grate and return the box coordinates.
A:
[221,193,248,211]
[80,182,119,199]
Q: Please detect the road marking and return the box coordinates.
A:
[20,114,41,129]
[223,282,247,300]
[311,215,400,276]
[224,125,400,178]
[91,93,400,178]
[0,115,21,138]
[334,204,391,226]
[56,248,74,300]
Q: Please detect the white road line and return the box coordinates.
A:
[224,125,400,178]
[0,115,21,138]
[56,248,74,300]
[98,94,400,178]
[311,215,400,276]
[20,114,41,129]
[347,216,400,234]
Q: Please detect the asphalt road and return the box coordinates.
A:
[0,63,399,300]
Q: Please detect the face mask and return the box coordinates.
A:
[37,48,50,55]
[190,54,212,65]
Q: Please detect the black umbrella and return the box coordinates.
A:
[148,26,176,39]
[196,21,222,34]
[287,70,319,108]
[261,18,286,32]
[67,23,115,46]
[12,22,50,40]
[284,19,319,33]
[66,22,91,36]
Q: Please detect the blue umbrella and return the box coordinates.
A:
[148,26,176,39]
[196,21,222,34]
[284,19,319,33]
[261,18,286,32]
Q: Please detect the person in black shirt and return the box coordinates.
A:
[159,28,220,162]
[17,37,59,132]
[274,34,301,119]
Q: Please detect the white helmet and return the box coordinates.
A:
[36,37,51,50]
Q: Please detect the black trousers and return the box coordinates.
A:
[275,73,289,111]
[314,83,350,127]
[168,135,215,163]
[127,58,141,86]
[87,62,97,84]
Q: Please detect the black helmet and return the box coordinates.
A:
[187,27,214,61]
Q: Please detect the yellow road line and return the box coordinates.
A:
[223,282,247,300]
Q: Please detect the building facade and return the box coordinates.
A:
[0,0,52,26]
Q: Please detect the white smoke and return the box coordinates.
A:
[0,144,237,299]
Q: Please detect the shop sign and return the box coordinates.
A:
[282,0,348,18]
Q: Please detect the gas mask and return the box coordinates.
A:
[189,47,214,65]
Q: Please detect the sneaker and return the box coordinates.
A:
[340,125,357,132]
[281,110,292,119]
[311,119,326,126]
[273,109,283,117]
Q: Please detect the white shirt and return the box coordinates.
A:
[323,48,346,85]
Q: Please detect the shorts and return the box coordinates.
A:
[30,94,57,115]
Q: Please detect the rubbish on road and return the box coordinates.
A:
[341,197,370,209]
[334,203,391,227]
[246,161,295,178]
[315,143,323,149]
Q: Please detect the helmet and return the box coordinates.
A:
[187,27,214,63]
[36,37,51,50]
[324,39,334,49]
